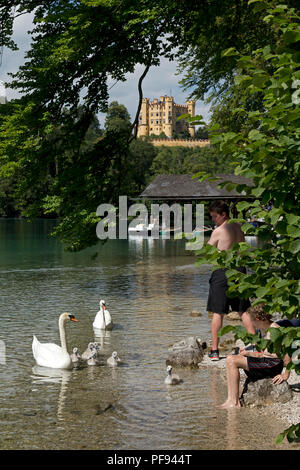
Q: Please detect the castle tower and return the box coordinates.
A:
[186,100,196,137]
[163,96,174,138]
[138,98,149,137]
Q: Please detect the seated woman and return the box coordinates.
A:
[219,304,291,408]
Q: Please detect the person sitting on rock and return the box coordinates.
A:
[219,304,291,409]
[239,305,300,352]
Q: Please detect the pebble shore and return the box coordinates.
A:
[260,369,300,427]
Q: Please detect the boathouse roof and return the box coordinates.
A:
[139,174,255,201]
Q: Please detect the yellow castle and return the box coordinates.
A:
[137,95,195,138]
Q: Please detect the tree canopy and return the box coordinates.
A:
[150,145,233,177]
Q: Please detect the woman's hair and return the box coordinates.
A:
[246,303,272,322]
[208,200,229,217]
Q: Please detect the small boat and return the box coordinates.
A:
[128,223,156,237]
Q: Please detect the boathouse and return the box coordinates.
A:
[138,174,255,217]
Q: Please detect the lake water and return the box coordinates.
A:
[0,219,296,450]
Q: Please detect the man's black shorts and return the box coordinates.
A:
[206,268,250,315]
[245,356,283,381]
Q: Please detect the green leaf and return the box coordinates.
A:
[287,226,300,238]
[234,75,252,85]
[219,325,235,336]
[283,31,300,45]
[286,214,300,226]
[269,327,282,342]
[287,431,295,443]
[221,47,239,57]
[176,113,190,121]
[275,432,285,445]
[256,286,270,298]
[290,239,300,254]
[251,186,265,197]
[248,129,263,140]
[236,201,251,212]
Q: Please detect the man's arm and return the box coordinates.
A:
[207,228,219,247]
[272,354,291,384]
[240,350,264,357]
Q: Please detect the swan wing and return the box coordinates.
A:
[32,335,71,369]
[104,309,113,329]
[93,310,105,329]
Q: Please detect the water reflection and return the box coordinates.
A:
[31,365,72,421]
[93,329,112,350]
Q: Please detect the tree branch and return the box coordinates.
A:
[130,19,169,142]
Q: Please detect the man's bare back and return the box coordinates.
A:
[208,219,245,251]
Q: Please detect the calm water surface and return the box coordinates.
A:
[0,219,297,450]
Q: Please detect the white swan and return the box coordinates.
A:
[107,351,121,367]
[164,365,182,385]
[32,312,78,370]
[93,300,113,330]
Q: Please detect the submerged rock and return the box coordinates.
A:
[190,310,203,317]
[242,378,293,407]
[166,337,206,368]
[94,403,114,415]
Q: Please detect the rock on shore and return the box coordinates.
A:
[166,337,206,368]
[241,378,293,407]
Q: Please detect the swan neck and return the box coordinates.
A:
[59,316,68,352]
[101,307,106,326]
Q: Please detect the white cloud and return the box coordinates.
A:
[0,13,211,126]
[0,12,34,99]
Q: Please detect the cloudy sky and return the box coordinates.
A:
[0,12,211,127]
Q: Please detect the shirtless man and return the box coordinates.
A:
[206,200,255,360]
